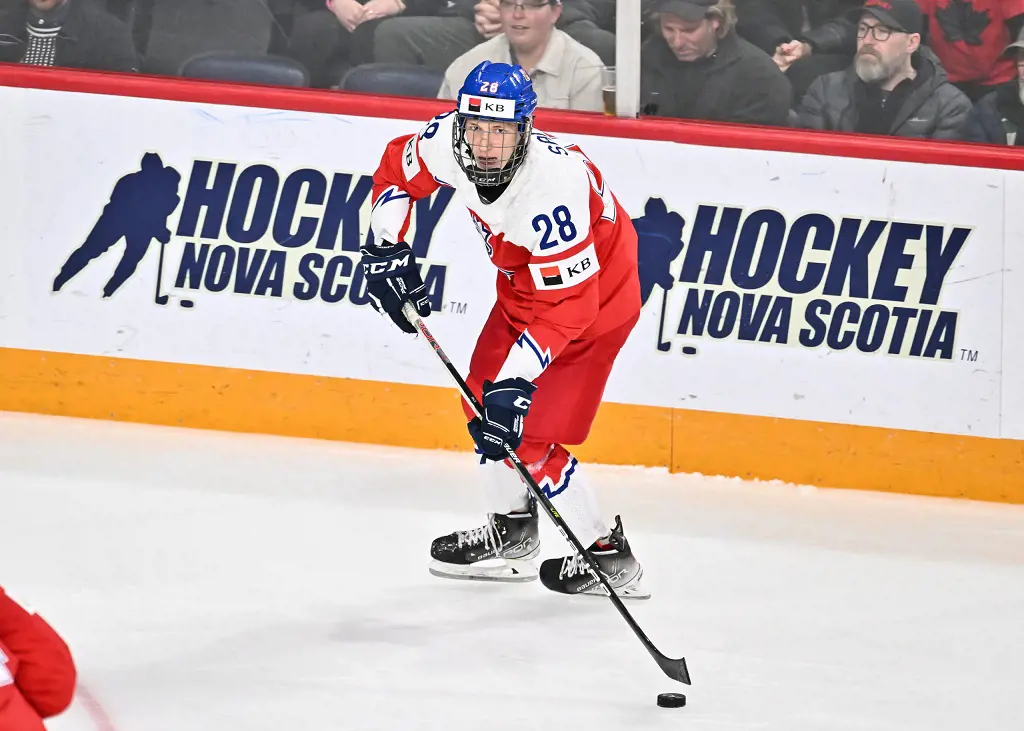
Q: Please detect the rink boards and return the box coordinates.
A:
[1,66,1022,502]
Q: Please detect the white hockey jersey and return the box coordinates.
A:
[369,110,640,382]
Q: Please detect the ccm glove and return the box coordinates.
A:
[468,377,538,461]
[359,239,431,334]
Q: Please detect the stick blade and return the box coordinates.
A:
[657,655,691,685]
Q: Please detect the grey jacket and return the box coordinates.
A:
[796,51,972,140]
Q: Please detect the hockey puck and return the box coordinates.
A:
[180,299,194,308]
[657,693,686,708]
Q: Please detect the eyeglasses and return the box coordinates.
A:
[857,23,899,42]
[498,1,554,11]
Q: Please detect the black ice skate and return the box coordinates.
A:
[429,499,540,582]
[539,516,649,600]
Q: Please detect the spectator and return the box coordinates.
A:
[0,0,137,72]
[639,0,793,126]
[438,1,604,111]
[916,0,1024,102]
[796,0,973,138]
[963,26,1024,143]
[373,1,615,71]
[370,1,488,74]
[555,0,615,64]
[736,0,863,103]
[286,0,404,88]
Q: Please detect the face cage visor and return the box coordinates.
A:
[453,114,533,187]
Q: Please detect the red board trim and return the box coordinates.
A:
[2,63,1023,171]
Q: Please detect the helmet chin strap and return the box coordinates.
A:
[469,156,514,183]
[471,162,515,201]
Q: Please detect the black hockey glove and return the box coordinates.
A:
[468,377,538,461]
[359,239,430,334]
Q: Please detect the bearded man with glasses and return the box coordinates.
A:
[795,0,971,138]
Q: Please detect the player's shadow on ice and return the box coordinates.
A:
[328,582,611,647]
[80,584,651,726]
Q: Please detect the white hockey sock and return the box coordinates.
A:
[478,446,610,548]
[479,458,531,515]
[530,446,609,548]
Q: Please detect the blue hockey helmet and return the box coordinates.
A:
[453,61,538,186]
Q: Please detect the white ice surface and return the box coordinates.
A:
[2,411,1023,731]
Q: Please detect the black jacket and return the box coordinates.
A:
[0,0,137,72]
[564,0,661,30]
[640,31,793,126]
[963,81,1024,145]
[796,50,973,138]
[736,0,863,55]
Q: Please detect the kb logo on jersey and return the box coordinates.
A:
[530,244,601,291]
[540,256,592,286]
[540,265,562,286]
[566,257,593,278]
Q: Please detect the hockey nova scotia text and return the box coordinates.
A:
[52,153,455,311]
[634,200,972,361]
[52,154,972,366]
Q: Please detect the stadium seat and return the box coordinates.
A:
[339,63,445,99]
[179,51,309,87]
[141,0,272,77]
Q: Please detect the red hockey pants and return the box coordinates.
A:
[462,305,639,464]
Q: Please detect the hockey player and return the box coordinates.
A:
[360,61,647,599]
[0,585,77,730]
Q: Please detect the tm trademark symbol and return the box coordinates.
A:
[960,349,979,362]
[447,301,468,315]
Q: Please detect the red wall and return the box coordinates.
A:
[2,63,1022,171]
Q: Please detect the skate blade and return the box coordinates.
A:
[429,557,538,583]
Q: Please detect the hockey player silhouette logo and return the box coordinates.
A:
[52,152,181,299]
[632,197,685,307]
[630,198,687,352]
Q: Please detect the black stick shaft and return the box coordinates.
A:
[154,239,168,305]
[656,286,671,352]
[401,304,691,685]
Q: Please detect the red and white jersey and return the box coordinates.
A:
[369,110,640,383]
[0,586,76,719]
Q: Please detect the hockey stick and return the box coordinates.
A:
[401,303,691,686]
[656,285,671,352]
[154,238,169,306]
